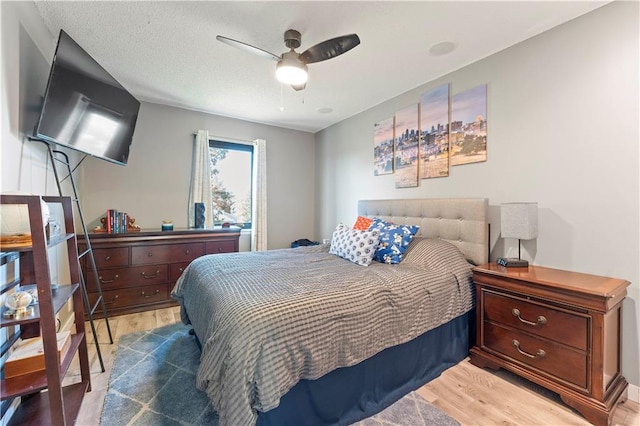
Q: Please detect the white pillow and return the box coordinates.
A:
[329,223,380,266]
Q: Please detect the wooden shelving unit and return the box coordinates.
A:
[0,195,91,426]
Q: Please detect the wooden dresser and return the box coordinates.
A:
[470,263,629,426]
[78,228,241,317]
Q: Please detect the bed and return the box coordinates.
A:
[171,198,488,426]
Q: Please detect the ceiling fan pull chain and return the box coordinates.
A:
[280,83,286,111]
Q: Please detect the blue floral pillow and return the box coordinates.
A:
[329,223,380,266]
[369,218,420,264]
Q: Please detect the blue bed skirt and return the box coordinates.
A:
[256,309,474,426]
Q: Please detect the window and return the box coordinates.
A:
[209,140,253,229]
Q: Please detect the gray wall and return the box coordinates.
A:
[315,1,639,389]
[77,102,316,250]
[1,2,79,326]
[1,1,56,194]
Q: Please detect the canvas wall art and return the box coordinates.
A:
[373,117,394,175]
[451,84,487,166]
[394,104,420,188]
[419,84,450,179]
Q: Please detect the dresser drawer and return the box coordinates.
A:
[131,243,204,265]
[93,247,129,268]
[90,284,170,310]
[483,291,588,351]
[170,262,190,281]
[484,322,587,389]
[86,265,169,291]
[206,240,236,254]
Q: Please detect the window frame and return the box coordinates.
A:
[208,139,254,230]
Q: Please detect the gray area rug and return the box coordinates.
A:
[101,323,460,426]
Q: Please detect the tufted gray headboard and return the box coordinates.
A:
[358,198,489,266]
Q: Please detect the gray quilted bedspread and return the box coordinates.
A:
[171,238,474,426]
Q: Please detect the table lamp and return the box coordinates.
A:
[497,202,538,267]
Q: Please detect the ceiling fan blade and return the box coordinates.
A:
[291,83,306,91]
[299,34,360,64]
[216,35,280,61]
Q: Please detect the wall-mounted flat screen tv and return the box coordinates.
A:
[34,30,140,166]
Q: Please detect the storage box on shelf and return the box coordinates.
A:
[77,227,241,317]
[0,195,91,426]
[4,331,72,379]
[470,263,629,426]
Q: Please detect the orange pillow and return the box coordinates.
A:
[353,215,374,230]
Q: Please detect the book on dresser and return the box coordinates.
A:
[4,330,72,378]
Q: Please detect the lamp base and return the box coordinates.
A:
[497,257,529,268]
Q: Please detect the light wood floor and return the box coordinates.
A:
[72,307,639,425]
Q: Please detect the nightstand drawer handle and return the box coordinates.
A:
[512,308,547,326]
[512,339,546,359]
[99,274,119,284]
[141,270,161,279]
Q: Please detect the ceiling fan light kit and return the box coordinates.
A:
[217,29,360,91]
[276,51,308,85]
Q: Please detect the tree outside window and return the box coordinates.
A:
[209,141,253,229]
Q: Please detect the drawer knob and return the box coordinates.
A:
[99,274,119,284]
[218,247,223,252]
[105,256,111,261]
[141,270,161,279]
[512,308,547,326]
[185,249,190,254]
[147,252,153,257]
[512,339,546,359]
[141,289,161,298]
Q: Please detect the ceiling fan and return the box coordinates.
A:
[216,29,360,91]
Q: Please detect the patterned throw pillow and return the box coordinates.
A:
[329,223,380,266]
[368,218,420,264]
[352,215,374,230]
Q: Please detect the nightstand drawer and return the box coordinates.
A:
[483,290,588,351]
[484,322,587,389]
[131,243,204,265]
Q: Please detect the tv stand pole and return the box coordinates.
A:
[30,138,113,372]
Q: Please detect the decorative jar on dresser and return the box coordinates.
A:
[78,227,241,317]
[470,263,629,426]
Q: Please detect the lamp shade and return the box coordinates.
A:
[501,202,538,240]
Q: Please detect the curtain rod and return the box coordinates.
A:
[192,132,255,146]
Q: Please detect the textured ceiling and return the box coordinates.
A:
[33,1,608,133]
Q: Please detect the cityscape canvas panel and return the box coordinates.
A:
[451,84,487,166]
[419,84,450,179]
[394,103,420,188]
[373,117,394,175]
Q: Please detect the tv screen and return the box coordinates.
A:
[35,30,140,166]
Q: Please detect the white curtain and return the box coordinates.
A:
[188,130,213,228]
[251,138,267,251]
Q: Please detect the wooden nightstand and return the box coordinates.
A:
[470,263,629,426]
